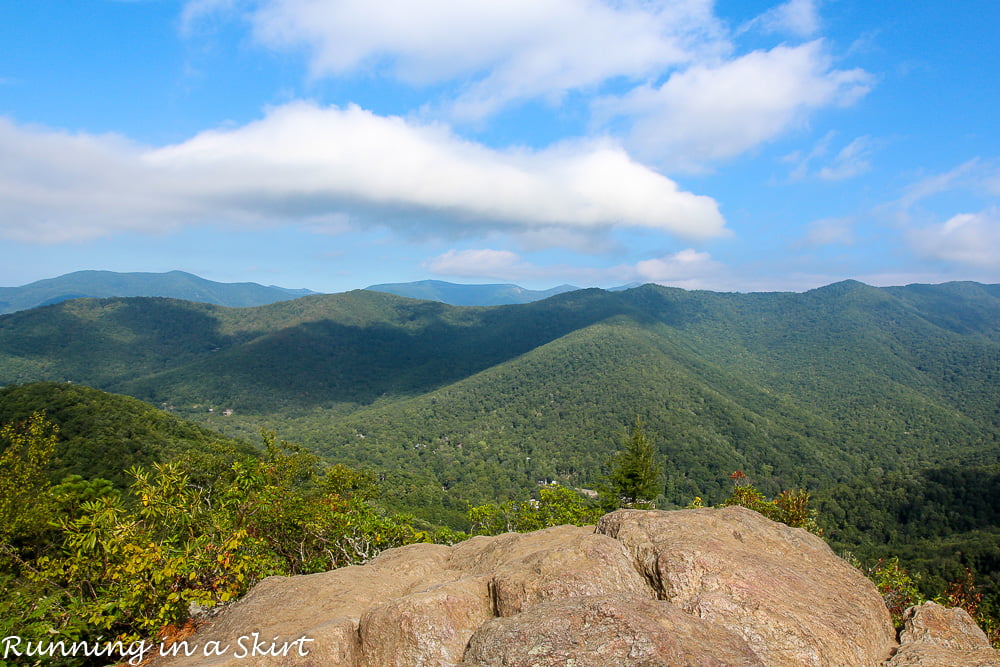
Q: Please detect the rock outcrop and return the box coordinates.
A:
[887,601,1000,666]
[150,506,1000,666]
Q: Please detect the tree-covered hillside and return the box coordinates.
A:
[817,463,1000,621]
[0,280,997,515]
[0,382,257,487]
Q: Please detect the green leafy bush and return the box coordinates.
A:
[0,420,425,656]
[718,471,822,535]
[468,484,603,536]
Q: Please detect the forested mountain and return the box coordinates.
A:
[0,280,997,512]
[0,382,256,486]
[818,462,1000,604]
[0,269,316,314]
[365,279,579,306]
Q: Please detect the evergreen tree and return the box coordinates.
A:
[604,418,661,508]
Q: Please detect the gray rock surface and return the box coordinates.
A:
[149,507,1000,666]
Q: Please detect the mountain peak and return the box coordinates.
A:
[0,270,317,314]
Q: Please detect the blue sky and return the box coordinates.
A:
[1,0,998,293]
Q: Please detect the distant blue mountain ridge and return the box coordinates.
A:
[0,270,317,314]
[0,271,604,314]
[363,279,583,306]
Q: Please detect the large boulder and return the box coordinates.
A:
[149,507,998,666]
[887,601,1000,666]
[595,506,897,666]
[459,595,765,666]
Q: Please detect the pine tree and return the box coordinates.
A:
[605,418,661,508]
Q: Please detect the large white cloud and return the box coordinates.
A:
[195,0,728,120]
[185,1,871,170]
[596,40,871,169]
[0,120,191,243]
[0,104,727,244]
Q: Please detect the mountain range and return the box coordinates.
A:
[1,279,997,521]
[364,279,580,306]
[0,270,317,314]
[0,270,596,314]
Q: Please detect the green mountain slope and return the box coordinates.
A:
[0,288,635,410]
[0,382,257,486]
[271,282,999,508]
[0,270,316,314]
[365,279,579,306]
[817,462,1000,604]
[0,281,997,510]
[278,318,855,502]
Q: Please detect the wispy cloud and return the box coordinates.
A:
[423,244,983,292]
[784,133,875,181]
[743,0,821,38]
[896,159,984,211]
[908,209,1000,267]
[797,217,856,247]
[425,247,724,289]
[782,130,835,181]
[817,136,874,181]
[423,249,527,278]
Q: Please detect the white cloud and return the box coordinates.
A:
[783,133,873,181]
[596,41,871,169]
[985,172,1000,196]
[424,247,602,283]
[634,248,720,283]
[880,159,999,230]
[782,129,834,181]
[797,217,856,247]
[185,1,871,170]
[817,136,873,181]
[908,209,1000,267]
[202,0,728,120]
[423,246,977,293]
[0,119,190,243]
[425,247,724,289]
[0,104,727,244]
[897,159,985,211]
[423,249,524,278]
[748,0,821,38]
